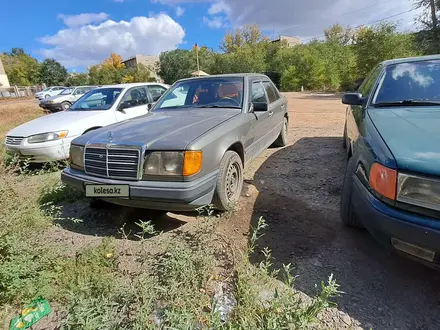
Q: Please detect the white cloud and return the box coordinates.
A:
[39,14,185,68]
[208,1,230,15]
[156,0,422,37]
[57,12,109,28]
[203,16,224,29]
[176,6,185,17]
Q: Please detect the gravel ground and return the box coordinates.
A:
[20,93,440,329]
[221,92,440,330]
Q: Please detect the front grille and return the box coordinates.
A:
[84,146,141,180]
[5,136,24,146]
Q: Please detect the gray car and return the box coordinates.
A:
[61,74,288,211]
[39,86,96,112]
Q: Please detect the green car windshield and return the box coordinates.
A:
[154,77,244,110]
[373,60,440,105]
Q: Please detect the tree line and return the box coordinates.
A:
[3,0,440,92]
[0,51,155,87]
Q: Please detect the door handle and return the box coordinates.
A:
[268,110,274,117]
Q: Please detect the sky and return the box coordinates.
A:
[0,0,422,71]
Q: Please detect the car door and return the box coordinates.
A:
[263,80,285,142]
[347,65,382,155]
[114,86,150,121]
[245,79,272,160]
[146,85,168,106]
[72,87,87,102]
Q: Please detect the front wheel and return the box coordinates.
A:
[212,151,244,211]
[272,117,288,147]
[340,156,364,229]
[61,101,71,111]
[45,94,50,98]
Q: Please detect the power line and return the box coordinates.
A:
[278,0,407,35]
[300,8,417,43]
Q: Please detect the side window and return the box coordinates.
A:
[251,82,267,103]
[359,65,382,96]
[263,81,279,103]
[74,88,85,95]
[120,87,149,109]
[147,85,168,102]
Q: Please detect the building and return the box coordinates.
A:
[271,35,301,48]
[0,58,10,87]
[122,54,161,82]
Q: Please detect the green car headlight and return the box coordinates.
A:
[143,152,184,176]
[69,144,84,170]
[27,130,68,144]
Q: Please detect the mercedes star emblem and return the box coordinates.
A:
[107,131,113,142]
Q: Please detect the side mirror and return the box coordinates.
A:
[342,93,365,106]
[118,101,130,112]
[252,102,268,112]
[147,102,156,111]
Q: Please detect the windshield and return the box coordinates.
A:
[42,87,50,92]
[154,77,244,110]
[69,88,122,111]
[60,88,74,95]
[373,60,440,105]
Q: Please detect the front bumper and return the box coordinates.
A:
[351,176,440,266]
[39,103,63,112]
[61,167,218,211]
[4,138,75,162]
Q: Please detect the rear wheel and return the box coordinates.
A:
[61,101,71,111]
[272,117,288,147]
[340,156,364,228]
[212,151,243,211]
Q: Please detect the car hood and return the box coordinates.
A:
[368,107,440,176]
[7,111,109,137]
[73,109,241,150]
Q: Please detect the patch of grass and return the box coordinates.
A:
[38,181,84,206]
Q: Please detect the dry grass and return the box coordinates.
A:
[0,101,42,138]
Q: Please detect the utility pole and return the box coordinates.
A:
[430,0,438,30]
[194,43,200,75]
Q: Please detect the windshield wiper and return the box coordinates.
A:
[196,105,241,109]
[373,100,440,107]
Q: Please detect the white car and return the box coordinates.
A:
[4,82,169,163]
[35,86,67,100]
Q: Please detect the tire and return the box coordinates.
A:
[340,156,364,228]
[212,151,244,211]
[342,122,347,149]
[272,116,288,147]
[61,101,71,110]
[45,94,50,98]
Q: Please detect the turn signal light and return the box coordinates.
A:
[183,151,202,176]
[369,163,397,200]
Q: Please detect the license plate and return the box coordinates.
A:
[85,184,129,198]
[391,238,436,262]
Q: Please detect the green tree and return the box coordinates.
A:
[211,44,267,74]
[353,23,419,77]
[324,24,353,46]
[65,73,89,86]
[1,49,41,85]
[159,47,215,84]
[40,59,68,86]
[220,24,268,53]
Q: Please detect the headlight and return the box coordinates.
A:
[397,173,440,211]
[69,144,84,170]
[143,151,202,177]
[27,130,68,144]
[49,100,55,104]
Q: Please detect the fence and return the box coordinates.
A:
[0,85,45,98]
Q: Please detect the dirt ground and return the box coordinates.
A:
[227,92,440,330]
[6,93,440,329]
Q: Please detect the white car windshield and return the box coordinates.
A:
[42,87,50,92]
[60,88,74,95]
[69,88,122,111]
[154,77,244,110]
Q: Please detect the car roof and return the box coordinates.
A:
[176,73,269,83]
[381,54,440,66]
[94,82,168,89]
